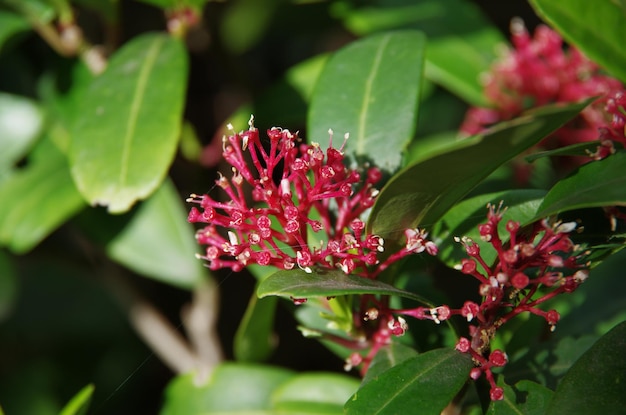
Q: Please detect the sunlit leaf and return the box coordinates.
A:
[70,33,187,213]
[535,151,626,218]
[160,364,294,415]
[106,179,205,289]
[0,92,44,170]
[344,348,472,415]
[272,373,360,414]
[336,0,503,106]
[545,321,626,415]
[59,384,94,415]
[308,30,426,172]
[367,101,589,243]
[529,0,626,83]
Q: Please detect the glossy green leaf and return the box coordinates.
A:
[106,179,205,289]
[0,139,85,253]
[367,101,589,242]
[362,342,419,385]
[234,292,277,362]
[0,92,44,170]
[0,250,17,321]
[545,320,626,415]
[0,10,30,51]
[308,30,426,172]
[59,384,94,415]
[436,189,546,267]
[487,379,553,415]
[524,140,602,163]
[535,151,626,218]
[257,268,434,306]
[529,0,626,83]
[70,33,187,213]
[160,364,294,415]
[337,0,503,106]
[272,373,360,414]
[344,348,473,415]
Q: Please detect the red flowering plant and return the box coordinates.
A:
[4,1,626,414]
[180,3,626,413]
[181,1,626,412]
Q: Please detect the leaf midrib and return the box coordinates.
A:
[356,34,391,155]
[118,38,163,188]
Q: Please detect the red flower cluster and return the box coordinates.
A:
[461,20,625,159]
[448,203,589,400]
[187,118,436,278]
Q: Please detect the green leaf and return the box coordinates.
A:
[336,0,503,106]
[535,151,626,218]
[0,10,30,51]
[524,140,602,163]
[160,363,294,415]
[271,373,360,414]
[367,100,589,242]
[234,292,277,362]
[487,379,553,415]
[344,348,473,415]
[0,92,44,170]
[70,33,188,213]
[106,179,205,289]
[436,189,546,267]
[0,250,18,321]
[529,0,626,83]
[0,139,85,253]
[308,30,426,172]
[58,384,94,415]
[545,320,626,415]
[362,342,419,385]
[257,268,434,306]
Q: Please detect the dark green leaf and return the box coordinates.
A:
[59,384,94,415]
[272,373,360,414]
[0,92,44,170]
[257,268,434,306]
[0,139,85,253]
[234,292,277,362]
[535,151,626,218]
[487,379,553,415]
[362,342,419,385]
[545,321,626,415]
[367,101,589,242]
[160,364,294,415]
[436,189,546,267]
[529,0,626,83]
[106,179,205,289]
[344,348,473,415]
[308,30,426,172]
[70,33,187,213]
[524,140,602,162]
